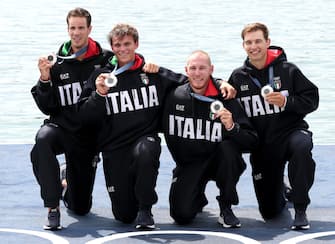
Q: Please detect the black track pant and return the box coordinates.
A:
[250,129,316,219]
[102,134,161,224]
[31,123,97,215]
[169,141,246,224]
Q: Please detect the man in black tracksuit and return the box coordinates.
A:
[78,23,187,230]
[31,8,114,230]
[225,22,319,230]
[162,50,258,228]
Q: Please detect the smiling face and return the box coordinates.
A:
[67,16,91,53]
[111,35,138,66]
[185,51,214,95]
[242,29,270,69]
[108,24,139,67]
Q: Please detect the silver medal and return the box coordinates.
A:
[47,53,57,65]
[210,100,224,114]
[261,85,273,97]
[104,73,118,87]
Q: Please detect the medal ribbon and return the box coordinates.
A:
[190,92,216,103]
[112,61,135,76]
[249,66,274,88]
[57,45,88,60]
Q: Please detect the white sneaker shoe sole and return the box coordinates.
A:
[135,224,155,230]
[218,215,241,228]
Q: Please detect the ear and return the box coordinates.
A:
[88,25,92,35]
[266,38,271,48]
[210,64,214,75]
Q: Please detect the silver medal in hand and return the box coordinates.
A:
[104,72,118,87]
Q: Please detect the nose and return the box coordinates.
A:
[194,68,202,76]
[118,43,128,52]
[72,28,81,36]
[250,41,258,49]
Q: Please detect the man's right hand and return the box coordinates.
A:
[143,63,159,73]
[95,73,110,96]
[38,56,53,81]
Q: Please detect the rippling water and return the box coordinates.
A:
[0,0,334,144]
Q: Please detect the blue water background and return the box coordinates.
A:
[0,0,334,144]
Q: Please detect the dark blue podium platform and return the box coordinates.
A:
[0,144,334,243]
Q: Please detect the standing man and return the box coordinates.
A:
[223,22,319,230]
[162,50,258,228]
[78,23,188,230]
[31,7,113,230]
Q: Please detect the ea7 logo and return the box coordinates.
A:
[60,73,69,80]
[240,84,249,91]
[176,104,185,111]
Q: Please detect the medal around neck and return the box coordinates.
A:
[210,100,224,114]
[261,85,273,97]
[47,53,57,65]
[104,73,118,87]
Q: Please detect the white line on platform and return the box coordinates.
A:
[85,230,261,244]
[0,228,69,244]
[280,231,335,244]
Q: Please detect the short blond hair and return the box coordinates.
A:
[108,23,139,45]
[187,50,212,66]
[241,22,269,40]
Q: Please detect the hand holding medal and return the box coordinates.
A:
[210,100,224,114]
[261,85,273,97]
[96,73,111,96]
[47,53,57,65]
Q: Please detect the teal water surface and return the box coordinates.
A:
[0,0,334,144]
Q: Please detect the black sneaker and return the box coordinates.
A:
[291,210,310,230]
[218,207,241,228]
[43,208,62,230]
[135,210,155,230]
